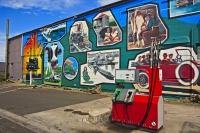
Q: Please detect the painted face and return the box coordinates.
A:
[51,44,58,62]
[46,43,62,68]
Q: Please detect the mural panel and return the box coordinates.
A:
[63,57,78,80]
[81,49,120,85]
[22,32,43,81]
[70,21,92,53]
[129,46,200,89]
[40,22,66,42]
[128,4,167,50]
[44,41,64,85]
[170,0,200,17]
[18,0,200,95]
[93,11,122,46]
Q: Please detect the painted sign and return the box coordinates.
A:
[81,49,120,85]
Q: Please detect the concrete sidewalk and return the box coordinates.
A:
[25,97,112,133]
[0,82,199,132]
[24,97,200,133]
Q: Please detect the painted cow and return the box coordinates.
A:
[45,43,62,80]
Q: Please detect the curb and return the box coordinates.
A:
[88,108,111,124]
[0,108,61,133]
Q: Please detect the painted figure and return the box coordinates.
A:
[128,4,167,50]
[83,67,90,82]
[132,10,145,47]
[93,11,122,46]
[129,47,200,88]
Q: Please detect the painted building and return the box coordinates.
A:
[8,0,200,96]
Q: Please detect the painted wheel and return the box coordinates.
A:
[138,72,149,89]
[175,61,199,86]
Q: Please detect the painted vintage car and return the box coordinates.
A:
[133,49,200,89]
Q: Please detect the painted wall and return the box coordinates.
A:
[20,0,200,95]
[22,32,43,84]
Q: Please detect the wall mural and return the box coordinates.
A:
[63,57,78,80]
[128,4,167,50]
[70,21,92,53]
[93,11,122,46]
[128,46,200,89]
[44,41,64,85]
[22,32,43,81]
[40,22,66,42]
[40,22,66,85]
[81,49,120,85]
[170,0,200,17]
[19,0,200,96]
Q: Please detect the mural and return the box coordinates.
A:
[40,22,66,42]
[22,32,43,81]
[44,41,64,85]
[81,49,120,85]
[70,21,92,53]
[19,0,200,95]
[93,11,122,46]
[63,57,78,80]
[129,46,200,89]
[127,4,167,50]
[170,0,200,17]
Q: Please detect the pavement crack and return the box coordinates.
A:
[72,111,89,116]
[64,108,74,112]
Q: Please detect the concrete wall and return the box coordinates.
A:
[8,35,22,80]
[0,62,5,75]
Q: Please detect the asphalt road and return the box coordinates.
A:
[0,117,35,133]
[0,86,106,115]
[0,85,107,133]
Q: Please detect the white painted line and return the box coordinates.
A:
[164,85,191,89]
[0,86,13,90]
[139,90,191,96]
[0,89,18,95]
[163,91,190,96]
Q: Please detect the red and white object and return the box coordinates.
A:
[112,95,163,130]
[111,67,163,131]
